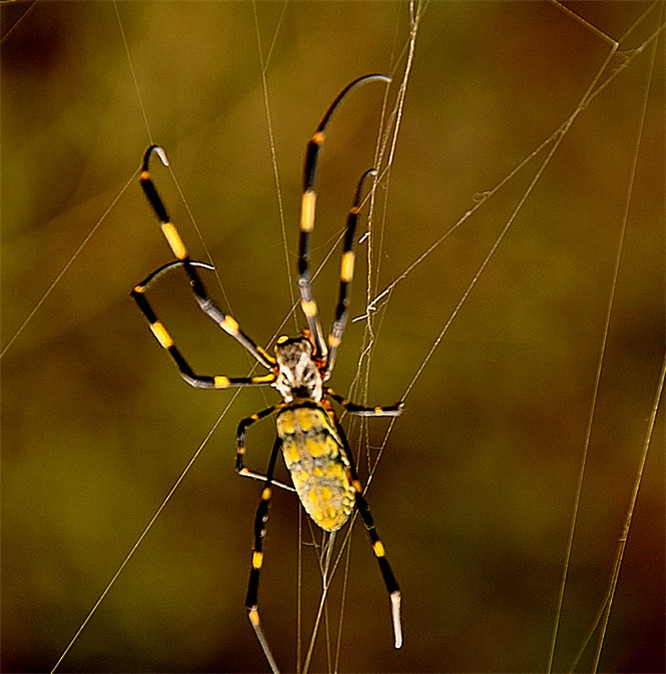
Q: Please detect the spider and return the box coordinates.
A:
[131,74,403,672]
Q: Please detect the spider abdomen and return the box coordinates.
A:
[276,401,354,532]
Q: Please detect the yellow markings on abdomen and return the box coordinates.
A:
[294,406,323,432]
[277,402,354,532]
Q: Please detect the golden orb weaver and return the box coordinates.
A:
[131,74,403,673]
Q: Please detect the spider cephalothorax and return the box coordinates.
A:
[273,334,323,403]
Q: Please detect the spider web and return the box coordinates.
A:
[1,2,664,673]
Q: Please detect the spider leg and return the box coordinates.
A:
[235,406,296,493]
[137,145,276,372]
[330,412,403,649]
[131,280,275,390]
[325,388,404,417]
[131,260,275,389]
[246,436,282,674]
[298,74,391,365]
[324,168,377,376]
[353,487,403,649]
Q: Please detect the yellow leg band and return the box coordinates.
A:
[340,251,355,283]
[301,299,317,318]
[221,315,239,335]
[151,321,173,349]
[161,222,188,260]
[301,191,317,232]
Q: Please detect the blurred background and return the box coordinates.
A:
[2,2,664,672]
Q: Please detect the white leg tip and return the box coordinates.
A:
[390,591,403,648]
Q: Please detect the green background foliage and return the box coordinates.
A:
[2,2,663,672]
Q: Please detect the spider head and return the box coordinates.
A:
[273,334,323,402]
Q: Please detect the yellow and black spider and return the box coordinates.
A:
[131,74,403,672]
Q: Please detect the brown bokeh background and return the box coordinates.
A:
[2,2,664,673]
